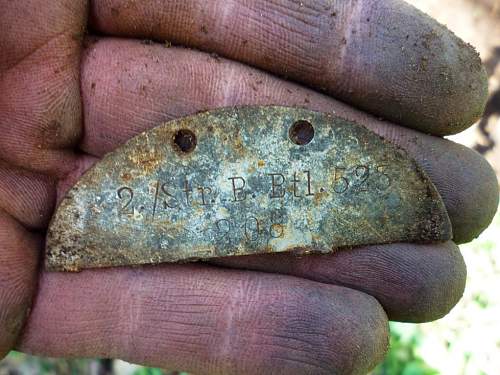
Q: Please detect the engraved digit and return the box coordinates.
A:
[117,187,134,214]
[376,165,391,190]
[244,216,260,241]
[333,167,349,193]
[215,219,231,238]
[354,165,369,191]
[270,210,285,238]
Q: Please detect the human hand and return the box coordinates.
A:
[1,1,498,374]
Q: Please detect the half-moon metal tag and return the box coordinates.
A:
[46,106,452,271]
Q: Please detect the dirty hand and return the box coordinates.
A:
[1,1,498,374]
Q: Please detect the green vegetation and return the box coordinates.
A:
[371,323,439,375]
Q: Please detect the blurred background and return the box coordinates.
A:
[1,0,499,374]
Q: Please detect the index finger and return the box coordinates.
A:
[89,0,488,135]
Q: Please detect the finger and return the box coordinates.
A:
[18,266,389,375]
[80,39,498,243]
[0,0,87,176]
[212,241,466,323]
[0,161,53,357]
[0,160,56,229]
[89,0,487,135]
[0,212,40,359]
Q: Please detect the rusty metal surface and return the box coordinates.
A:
[46,106,452,271]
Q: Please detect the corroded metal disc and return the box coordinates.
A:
[46,106,452,271]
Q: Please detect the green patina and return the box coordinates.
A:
[46,106,451,271]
